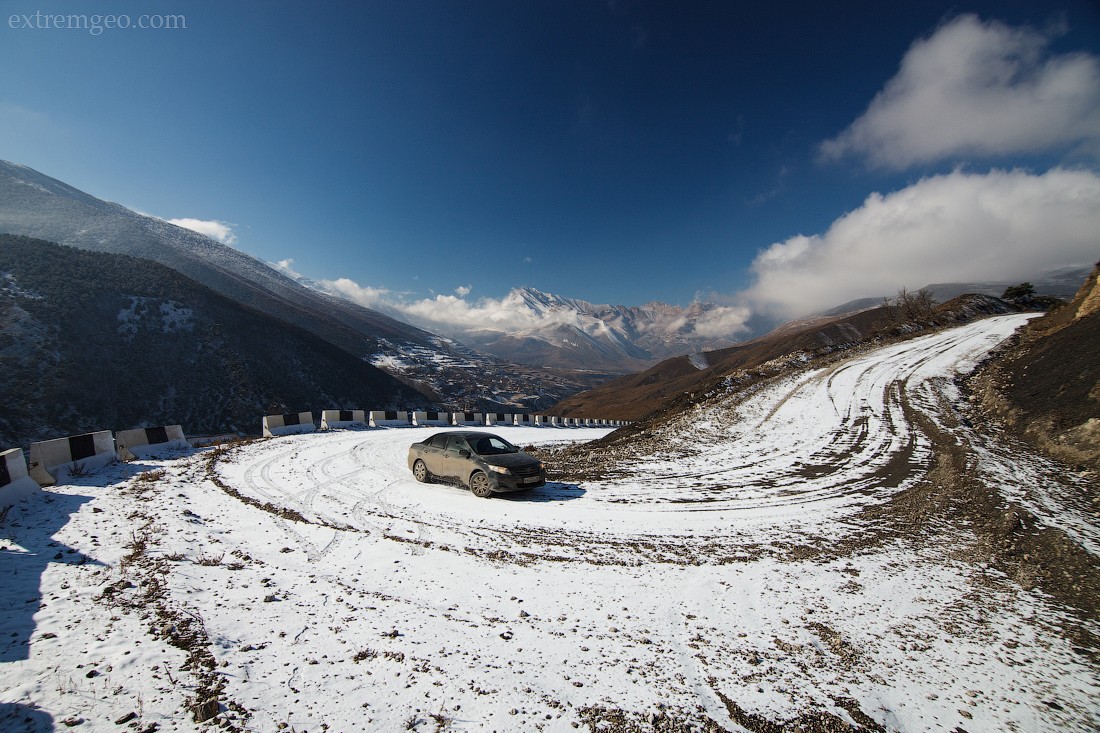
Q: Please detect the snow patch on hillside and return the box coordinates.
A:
[116,296,194,338]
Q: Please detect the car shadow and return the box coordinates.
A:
[496,481,586,503]
[0,452,162,668]
[0,702,54,731]
[1,488,103,664]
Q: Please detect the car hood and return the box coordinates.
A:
[479,453,540,469]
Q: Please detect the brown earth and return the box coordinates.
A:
[971,263,1100,471]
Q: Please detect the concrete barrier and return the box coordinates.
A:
[321,410,366,429]
[451,412,483,427]
[28,431,117,486]
[368,410,411,428]
[514,414,533,426]
[0,447,39,508]
[561,418,577,427]
[547,416,560,427]
[116,425,190,460]
[484,412,512,426]
[263,412,316,437]
[412,411,451,427]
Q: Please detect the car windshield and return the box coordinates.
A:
[471,435,518,455]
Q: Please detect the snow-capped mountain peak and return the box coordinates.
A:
[456,287,753,372]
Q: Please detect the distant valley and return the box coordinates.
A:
[0,161,609,435]
[0,159,1090,443]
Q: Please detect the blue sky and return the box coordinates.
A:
[2,1,1099,332]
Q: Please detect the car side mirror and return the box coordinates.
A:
[459,450,471,458]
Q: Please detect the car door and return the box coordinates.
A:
[442,435,473,480]
[420,434,449,476]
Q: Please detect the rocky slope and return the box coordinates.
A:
[972,262,1100,471]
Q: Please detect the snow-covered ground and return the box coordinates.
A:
[2,315,1096,732]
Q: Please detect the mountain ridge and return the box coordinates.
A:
[0,161,607,411]
[402,285,749,373]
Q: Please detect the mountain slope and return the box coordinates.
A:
[0,161,428,355]
[973,262,1100,469]
[549,293,1023,421]
[0,161,602,410]
[0,235,426,444]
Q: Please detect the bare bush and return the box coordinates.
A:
[883,287,937,331]
[196,552,224,567]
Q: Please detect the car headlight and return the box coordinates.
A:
[488,465,511,475]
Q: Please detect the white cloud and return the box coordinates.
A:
[742,167,1100,319]
[322,279,547,332]
[397,293,545,332]
[321,277,394,310]
[167,217,238,245]
[689,307,754,339]
[820,14,1100,168]
[270,258,302,280]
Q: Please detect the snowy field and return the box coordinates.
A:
[2,314,1097,732]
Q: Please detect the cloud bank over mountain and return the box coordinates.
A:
[321,279,753,346]
[742,167,1100,319]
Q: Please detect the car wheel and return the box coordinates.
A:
[412,459,431,483]
[469,471,492,498]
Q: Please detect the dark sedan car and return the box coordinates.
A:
[407,431,545,497]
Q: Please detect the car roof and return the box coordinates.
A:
[432,430,502,440]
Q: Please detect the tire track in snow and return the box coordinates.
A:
[588,317,1030,516]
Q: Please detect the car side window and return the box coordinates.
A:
[430,434,448,449]
[446,436,468,453]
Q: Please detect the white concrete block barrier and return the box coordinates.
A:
[321,410,367,430]
[28,431,117,486]
[547,416,560,427]
[263,412,316,437]
[451,412,484,427]
[0,447,39,509]
[514,414,533,426]
[484,412,512,426]
[368,410,412,428]
[116,425,190,460]
[412,411,451,427]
